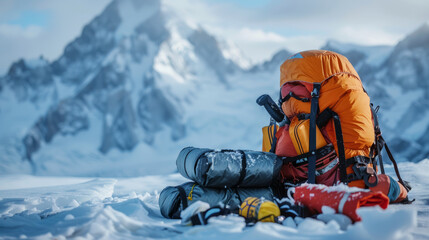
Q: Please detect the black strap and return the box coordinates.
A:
[177,185,188,209]
[183,148,213,178]
[232,187,243,203]
[381,136,411,192]
[317,108,334,129]
[182,149,194,178]
[345,155,372,167]
[281,91,310,103]
[370,104,385,174]
[332,113,347,183]
[375,138,385,174]
[236,150,247,187]
[345,155,378,187]
[369,105,411,192]
[297,113,311,120]
[307,83,321,184]
[281,144,334,166]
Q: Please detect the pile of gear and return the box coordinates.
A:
[159,50,413,226]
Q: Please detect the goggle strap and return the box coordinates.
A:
[281,91,310,103]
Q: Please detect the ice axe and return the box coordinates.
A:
[256,94,287,123]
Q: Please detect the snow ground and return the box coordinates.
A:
[0,160,428,240]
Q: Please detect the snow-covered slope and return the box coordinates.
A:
[0,160,427,239]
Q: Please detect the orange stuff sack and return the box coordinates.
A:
[262,124,278,152]
[294,184,389,222]
[275,125,297,157]
[289,118,327,155]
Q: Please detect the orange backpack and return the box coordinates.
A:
[260,50,411,192]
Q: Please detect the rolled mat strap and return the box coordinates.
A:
[236,150,247,187]
[177,185,188,209]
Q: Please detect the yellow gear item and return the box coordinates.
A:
[239,197,280,223]
[289,117,327,155]
[262,124,278,152]
[187,183,196,201]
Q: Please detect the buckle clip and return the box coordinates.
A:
[351,162,378,188]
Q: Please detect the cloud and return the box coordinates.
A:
[0,24,43,38]
[236,28,287,43]
[333,27,402,46]
[1,0,428,73]
[0,0,110,74]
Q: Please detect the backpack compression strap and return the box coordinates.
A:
[281,83,349,185]
[380,136,412,192]
[308,83,321,184]
[370,105,411,192]
[370,104,385,174]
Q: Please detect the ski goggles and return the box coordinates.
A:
[280,83,310,103]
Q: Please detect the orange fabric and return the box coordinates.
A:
[275,125,298,157]
[280,50,360,87]
[395,182,408,203]
[289,118,327,155]
[294,184,389,222]
[369,174,391,196]
[262,125,278,152]
[369,174,408,203]
[280,50,374,160]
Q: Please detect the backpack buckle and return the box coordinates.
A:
[351,163,378,188]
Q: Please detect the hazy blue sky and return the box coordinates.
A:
[1,0,428,74]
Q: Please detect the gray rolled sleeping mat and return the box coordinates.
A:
[159,182,274,219]
[176,147,283,188]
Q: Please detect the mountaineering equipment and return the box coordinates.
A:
[256,94,286,123]
[262,123,278,153]
[257,50,411,203]
[293,184,389,222]
[176,147,282,188]
[189,205,233,226]
[257,94,285,153]
[278,50,375,187]
[159,182,275,219]
[239,197,280,223]
[289,117,327,155]
[274,197,311,219]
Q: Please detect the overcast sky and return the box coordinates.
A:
[1,0,428,74]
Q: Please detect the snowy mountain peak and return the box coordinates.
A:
[249,49,292,72]
[0,0,249,165]
[395,23,429,51]
[2,56,53,102]
[322,40,393,68]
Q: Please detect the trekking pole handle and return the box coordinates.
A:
[256,94,285,123]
